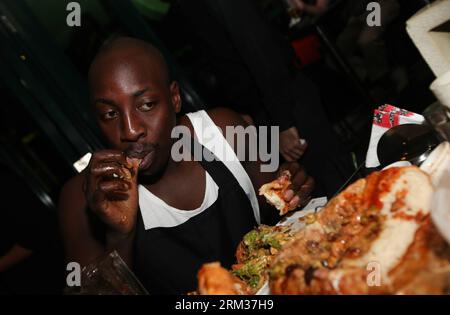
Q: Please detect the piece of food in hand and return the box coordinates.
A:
[116,157,141,180]
[197,262,251,295]
[259,170,294,215]
[127,157,142,168]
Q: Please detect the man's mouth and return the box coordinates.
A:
[137,150,155,171]
[125,143,157,171]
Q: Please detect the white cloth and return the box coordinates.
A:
[186,110,261,224]
[365,105,425,168]
[138,172,219,230]
[430,70,450,109]
[138,110,261,230]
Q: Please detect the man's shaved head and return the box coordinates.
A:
[88,37,181,176]
[88,37,170,88]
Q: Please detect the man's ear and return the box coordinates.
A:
[170,81,182,114]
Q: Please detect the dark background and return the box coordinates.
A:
[0,0,438,294]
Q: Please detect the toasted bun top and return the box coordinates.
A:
[342,167,433,278]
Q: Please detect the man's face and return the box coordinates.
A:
[89,56,181,176]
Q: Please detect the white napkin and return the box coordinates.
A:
[365,105,425,168]
[430,70,450,109]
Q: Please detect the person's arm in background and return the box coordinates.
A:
[209,0,308,162]
[240,112,306,162]
[279,127,308,162]
[0,245,33,273]
[289,0,330,16]
[0,165,52,273]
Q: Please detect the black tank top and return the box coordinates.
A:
[133,142,258,294]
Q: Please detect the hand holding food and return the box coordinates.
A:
[83,150,142,235]
[259,163,314,215]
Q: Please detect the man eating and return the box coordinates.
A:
[58,37,314,294]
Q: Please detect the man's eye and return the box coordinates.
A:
[139,101,156,112]
[101,111,118,120]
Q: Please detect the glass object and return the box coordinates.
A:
[69,250,148,295]
[376,124,440,167]
[435,121,450,142]
[423,102,450,141]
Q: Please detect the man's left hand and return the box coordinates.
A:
[279,162,315,209]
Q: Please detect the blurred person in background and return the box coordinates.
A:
[335,0,403,91]
[173,0,353,196]
[0,163,63,294]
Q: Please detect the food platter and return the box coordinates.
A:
[196,143,450,295]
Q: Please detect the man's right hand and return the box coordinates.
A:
[83,150,141,236]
